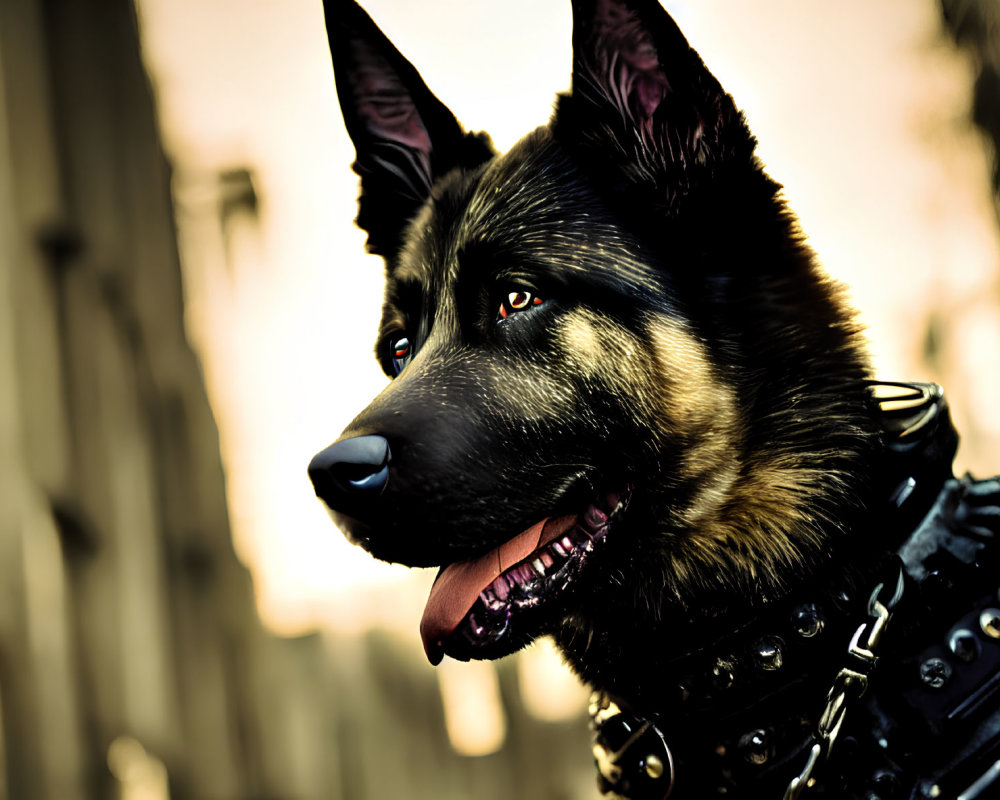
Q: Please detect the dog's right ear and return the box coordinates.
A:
[324,1,495,259]
[553,0,754,216]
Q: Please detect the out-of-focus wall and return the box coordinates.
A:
[936,0,1000,474]
[0,0,279,795]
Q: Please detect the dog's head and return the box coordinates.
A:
[310,0,878,683]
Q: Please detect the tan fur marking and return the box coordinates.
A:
[646,318,724,427]
[556,310,650,402]
[494,373,570,422]
[646,316,741,521]
[558,313,604,375]
[644,317,846,594]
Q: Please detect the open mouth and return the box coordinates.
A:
[420,490,629,665]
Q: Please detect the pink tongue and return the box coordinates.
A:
[420,515,577,664]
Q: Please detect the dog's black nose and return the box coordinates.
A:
[309,434,390,505]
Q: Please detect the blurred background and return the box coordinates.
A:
[0,0,996,797]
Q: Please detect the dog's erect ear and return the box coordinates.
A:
[324,1,495,258]
[553,0,754,209]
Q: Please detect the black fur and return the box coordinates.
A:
[311,0,906,790]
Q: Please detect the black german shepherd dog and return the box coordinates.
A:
[309,1,1000,797]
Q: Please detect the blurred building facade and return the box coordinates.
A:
[0,0,289,795]
[0,1,594,798]
[940,0,1000,202]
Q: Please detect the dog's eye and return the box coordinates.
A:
[499,290,543,320]
[390,336,413,376]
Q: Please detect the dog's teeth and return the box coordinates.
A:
[561,535,574,551]
[532,558,546,575]
[540,551,554,568]
[552,541,567,557]
[493,576,510,601]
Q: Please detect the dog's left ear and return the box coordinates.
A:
[553,0,754,209]
[324,0,495,259]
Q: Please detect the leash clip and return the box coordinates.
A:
[783,562,904,800]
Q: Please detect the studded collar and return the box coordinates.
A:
[588,384,1000,799]
[588,563,904,799]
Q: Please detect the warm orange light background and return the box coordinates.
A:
[134,0,999,647]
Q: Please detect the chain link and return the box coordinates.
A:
[783,563,904,800]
